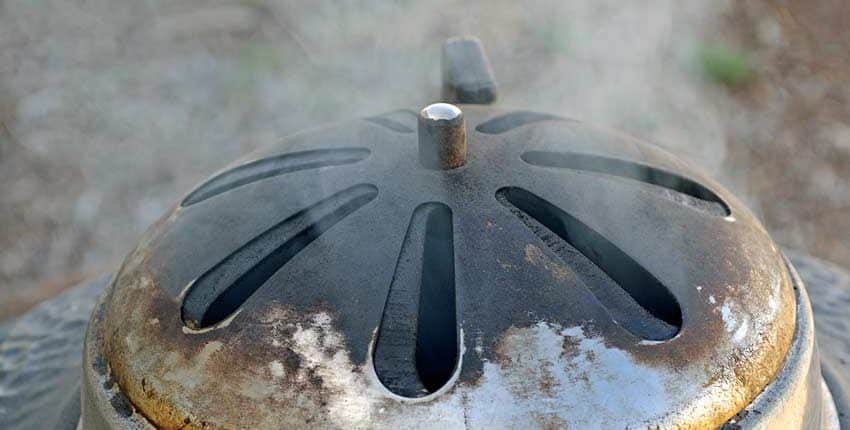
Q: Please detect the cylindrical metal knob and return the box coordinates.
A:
[418,103,467,170]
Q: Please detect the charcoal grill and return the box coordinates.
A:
[76,37,839,429]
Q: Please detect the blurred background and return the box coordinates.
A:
[1,0,849,320]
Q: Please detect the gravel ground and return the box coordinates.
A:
[1,0,849,319]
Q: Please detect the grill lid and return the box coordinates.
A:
[91,101,796,429]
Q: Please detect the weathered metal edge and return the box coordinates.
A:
[728,255,839,429]
[81,272,155,430]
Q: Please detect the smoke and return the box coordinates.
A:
[253,1,733,175]
[1,0,846,316]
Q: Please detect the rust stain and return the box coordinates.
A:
[101,255,347,429]
[523,244,571,281]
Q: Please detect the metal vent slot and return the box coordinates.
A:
[522,151,731,216]
[475,111,563,134]
[181,184,378,329]
[365,110,416,133]
[497,187,681,340]
[181,148,371,206]
[373,203,459,398]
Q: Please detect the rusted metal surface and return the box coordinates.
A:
[86,106,800,428]
[722,257,837,429]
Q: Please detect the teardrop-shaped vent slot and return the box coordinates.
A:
[475,111,564,134]
[181,184,378,329]
[182,148,371,206]
[522,151,731,216]
[373,202,459,398]
[497,187,681,340]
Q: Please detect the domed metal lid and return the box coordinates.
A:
[86,104,795,429]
